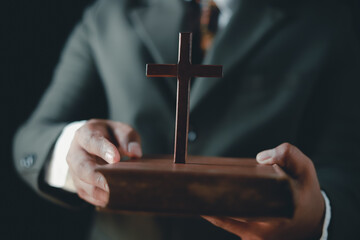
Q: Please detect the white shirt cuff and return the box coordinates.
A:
[319,190,331,240]
[45,120,86,193]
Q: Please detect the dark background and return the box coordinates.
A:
[0,0,359,240]
[0,1,93,239]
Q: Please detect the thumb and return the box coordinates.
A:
[256,143,313,179]
[109,122,143,159]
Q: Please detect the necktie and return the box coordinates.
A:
[199,0,220,52]
[183,0,220,63]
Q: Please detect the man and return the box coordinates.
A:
[13,0,360,239]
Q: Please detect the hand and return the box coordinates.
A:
[66,119,142,207]
[203,143,325,240]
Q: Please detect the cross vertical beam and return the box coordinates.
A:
[146,32,222,164]
[174,33,192,163]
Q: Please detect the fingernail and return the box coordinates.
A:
[258,158,273,164]
[128,142,142,157]
[98,175,109,191]
[256,151,272,163]
[105,152,115,162]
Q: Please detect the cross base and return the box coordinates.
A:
[95,155,294,218]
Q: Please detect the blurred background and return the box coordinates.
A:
[0,0,93,239]
[0,0,359,239]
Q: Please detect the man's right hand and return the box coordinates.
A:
[66,119,142,207]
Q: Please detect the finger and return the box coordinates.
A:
[77,188,108,207]
[229,217,249,223]
[72,174,109,205]
[256,143,313,178]
[67,149,109,192]
[202,216,251,237]
[75,123,120,164]
[110,122,142,158]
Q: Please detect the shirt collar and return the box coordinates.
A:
[213,0,241,28]
[213,0,237,12]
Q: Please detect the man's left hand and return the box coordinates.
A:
[203,143,325,240]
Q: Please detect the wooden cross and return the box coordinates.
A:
[146,32,222,164]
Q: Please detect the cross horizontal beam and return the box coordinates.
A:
[146,64,222,79]
[146,64,177,77]
[190,65,222,78]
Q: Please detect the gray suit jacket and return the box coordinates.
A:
[13,0,360,239]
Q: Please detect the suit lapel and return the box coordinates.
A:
[190,1,287,111]
[130,0,185,95]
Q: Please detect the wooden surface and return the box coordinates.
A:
[96,155,294,218]
[146,33,222,164]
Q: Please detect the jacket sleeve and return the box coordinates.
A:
[12,2,107,207]
[297,9,360,239]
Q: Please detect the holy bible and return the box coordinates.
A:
[96,156,294,217]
